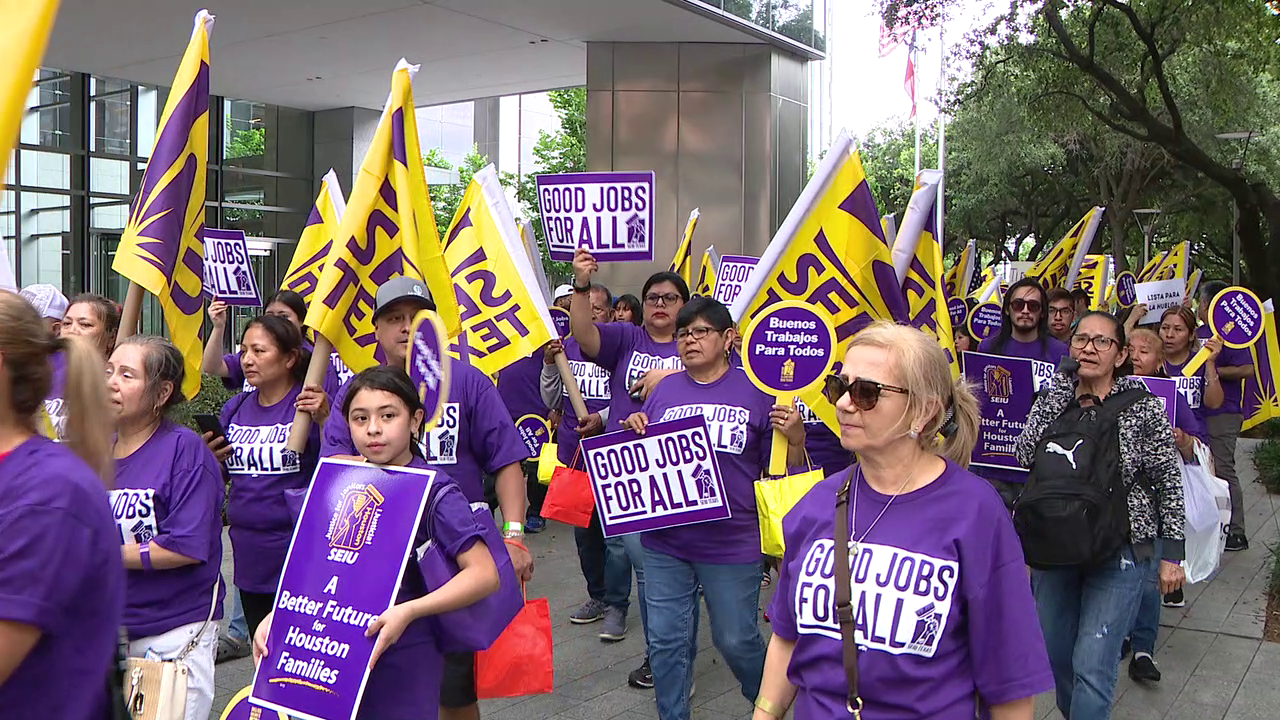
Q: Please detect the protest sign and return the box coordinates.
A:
[220,686,287,719]
[964,352,1037,473]
[968,302,1003,342]
[408,310,451,432]
[251,460,435,720]
[713,255,759,306]
[1184,286,1265,376]
[202,228,261,307]
[549,305,571,339]
[580,416,729,537]
[515,414,551,459]
[947,297,968,330]
[1136,278,1185,325]
[1114,271,1138,308]
[1135,375,1178,426]
[536,171,655,263]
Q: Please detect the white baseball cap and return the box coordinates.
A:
[19,284,70,320]
[553,284,575,301]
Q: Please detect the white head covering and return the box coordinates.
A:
[19,283,70,320]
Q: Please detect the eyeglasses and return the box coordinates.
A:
[675,325,718,341]
[822,375,909,411]
[1070,333,1118,351]
[1049,305,1074,317]
[645,293,681,307]
[1010,299,1043,314]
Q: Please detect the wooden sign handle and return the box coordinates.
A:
[287,334,333,453]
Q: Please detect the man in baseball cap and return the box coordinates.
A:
[19,283,69,338]
[553,283,574,310]
[372,275,435,322]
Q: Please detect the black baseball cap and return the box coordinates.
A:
[373,276,435,322]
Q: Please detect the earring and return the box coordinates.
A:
[908,428,920,440]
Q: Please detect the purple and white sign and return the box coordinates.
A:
[1115,271,1138,308]
[741,301,834,397]
[1209,286,1265,348]
[251,460,436,720]
[536,171,655,263]
[969,302,1004,342]
[549,305,571,338]
[963,351,1036,473]
[1135,375,1178,426]
[580,416,729,537]
[202,228,261,307]
[947,297,968,330]
[515,413,551,459]
[408,310,451,432]
[713,255,760,306]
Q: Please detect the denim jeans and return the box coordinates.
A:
[644,547,766,720]
[574,513,607,601]
[228,587,248,643]
[1032,545,1151,719]
[1130,540,1163,656]
[605,533,650,645]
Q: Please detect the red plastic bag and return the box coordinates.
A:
[541,465,594,528]
[475,596,554,698]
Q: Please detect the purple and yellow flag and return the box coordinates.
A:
[1138,241,1188,283]
[668,208,698,287]
[944,239,976,301]
[695,245,720,298]
[1028,207,1104,291]
[304,59,462,373]
[1073,254,1111,310]
[1,0,59,187]
[281,169,346,306]
[893,170,958,379]
[729,131,907,430]
[111,11,214,399]
[1242,300,1280,432]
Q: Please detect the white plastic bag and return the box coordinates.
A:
[1182,461,1220,533]
[1182,462,1231,585]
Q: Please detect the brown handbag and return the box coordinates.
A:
[834,476,863,719]
[123,577,219,720]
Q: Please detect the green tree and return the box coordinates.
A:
[422,146,490,235]
[225,121,265,159]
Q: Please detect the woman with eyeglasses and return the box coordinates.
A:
[1015,312,1185,719]
[755,322,1050,720]
[621,297,805,720]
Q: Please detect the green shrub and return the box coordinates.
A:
[170,373,235,432]
[1255,438,1280,494]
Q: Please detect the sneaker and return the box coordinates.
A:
[1226,532,1249,552]
[570,598,608,624]
[216,634,249,664]
[1163,589,1185,608]
[525,514,546,534]
[628,658,654,689]
[1128,653,1161,683]
[598,606,627,641]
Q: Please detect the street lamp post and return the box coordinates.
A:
[1133,208,1161,268]
[1215,131,1258,286]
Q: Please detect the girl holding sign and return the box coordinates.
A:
[621,297,805,720]
[254,366,501,719]
[107,336,225,720]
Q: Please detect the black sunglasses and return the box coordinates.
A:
[822,375,909,411]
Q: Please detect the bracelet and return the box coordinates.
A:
[754,696,784,718]
[139,542,153,572]
[572,279,591,293]
[503,538,529,554]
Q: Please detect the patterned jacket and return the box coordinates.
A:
[1015,373,1186,561]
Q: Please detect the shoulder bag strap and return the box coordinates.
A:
[833,475,862,718]
[176,575,221,662]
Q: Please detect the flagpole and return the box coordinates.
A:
[116,282,144,343]
[936,24,946,251]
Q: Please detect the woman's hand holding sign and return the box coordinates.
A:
[770,399,805,447]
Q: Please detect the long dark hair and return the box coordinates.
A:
[341,365,425,459]
[241,314,310,385]
[993,277,1051,356]
[265,290,307,323]
[614,293,642,325]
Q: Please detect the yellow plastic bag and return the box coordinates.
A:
[755,469,825,557]
[537,443,564,485]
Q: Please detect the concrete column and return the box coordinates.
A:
[586,42,810,295]
[312,107,381,194]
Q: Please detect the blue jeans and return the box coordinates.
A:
[574,514,607,601]
[1130,541,1163,656]
[228,587,248,643]
[1032,546,1151,719]
[644,547,766,720]
[605,533,650,646]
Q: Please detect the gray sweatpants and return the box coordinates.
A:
[1207,413,1244,533]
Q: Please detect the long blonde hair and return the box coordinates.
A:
[1,291,113,483]
[845,321,981,467]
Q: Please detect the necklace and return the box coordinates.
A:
[848,460,920,560]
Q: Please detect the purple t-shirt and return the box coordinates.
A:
[0,437,124,720]
[1164,357,1210,428]
[497,353,552,460]
[43,350,68,439]
[640,368,773,564]
[974,335,1066,485]
[1197,326,1251,416]
[795,399,852,478]
[357,457,487,720]
[111,421,225,639]
[223,347,348,398]
[558,338,613,469]
[589,322,683,432]
[221,384,321,593]
[768,464,1054,719]
[322,362,529,504]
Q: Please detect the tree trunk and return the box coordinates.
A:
[1105,210,1129,273]
[1248,188,1280,301]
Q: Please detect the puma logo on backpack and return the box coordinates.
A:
[1013,387,1149,569]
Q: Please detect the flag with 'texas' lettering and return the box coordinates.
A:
[281,169,347,306]
[892,170,958,379]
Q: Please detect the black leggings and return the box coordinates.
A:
[240,590,277,640]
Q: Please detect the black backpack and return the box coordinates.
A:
[1013,387,1149,569]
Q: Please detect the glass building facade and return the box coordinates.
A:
[700,0,827,52]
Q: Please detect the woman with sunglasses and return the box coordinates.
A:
[755,322,1049,720]
[1016,312,1185,719]
[622,297,805,720]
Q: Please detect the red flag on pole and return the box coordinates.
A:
[904,31,917,119]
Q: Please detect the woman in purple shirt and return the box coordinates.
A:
[255,366,500,720]
[1160,306,1224,421]
[221,315,327,637]
[0,292,123,720]
[108,336,225,720]
[757,322,1050,720]
[622,297,805,720]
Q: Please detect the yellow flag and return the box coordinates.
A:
[111,11,214,400]
[1027,207,1104,291]
[669,209,698,287]
[729,132,907,432]
[695,245,720,298]
[893,170,958,379]
[971,266,998,301]
[1242,300,1279,432]
[444,165,556,375]
[304,60,462,373]
[1073,255,1111,310]
[0,0,59,186]
[1139,241,1189,283]
[945,239,976,300]
[1186,267,1203,301]
[281,169,346,306]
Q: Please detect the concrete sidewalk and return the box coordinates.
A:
[210,439,1278,720]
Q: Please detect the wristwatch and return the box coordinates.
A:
[572,278,591,293]
[502,521,525,539]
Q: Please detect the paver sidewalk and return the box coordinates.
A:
[210,440,1278,720]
